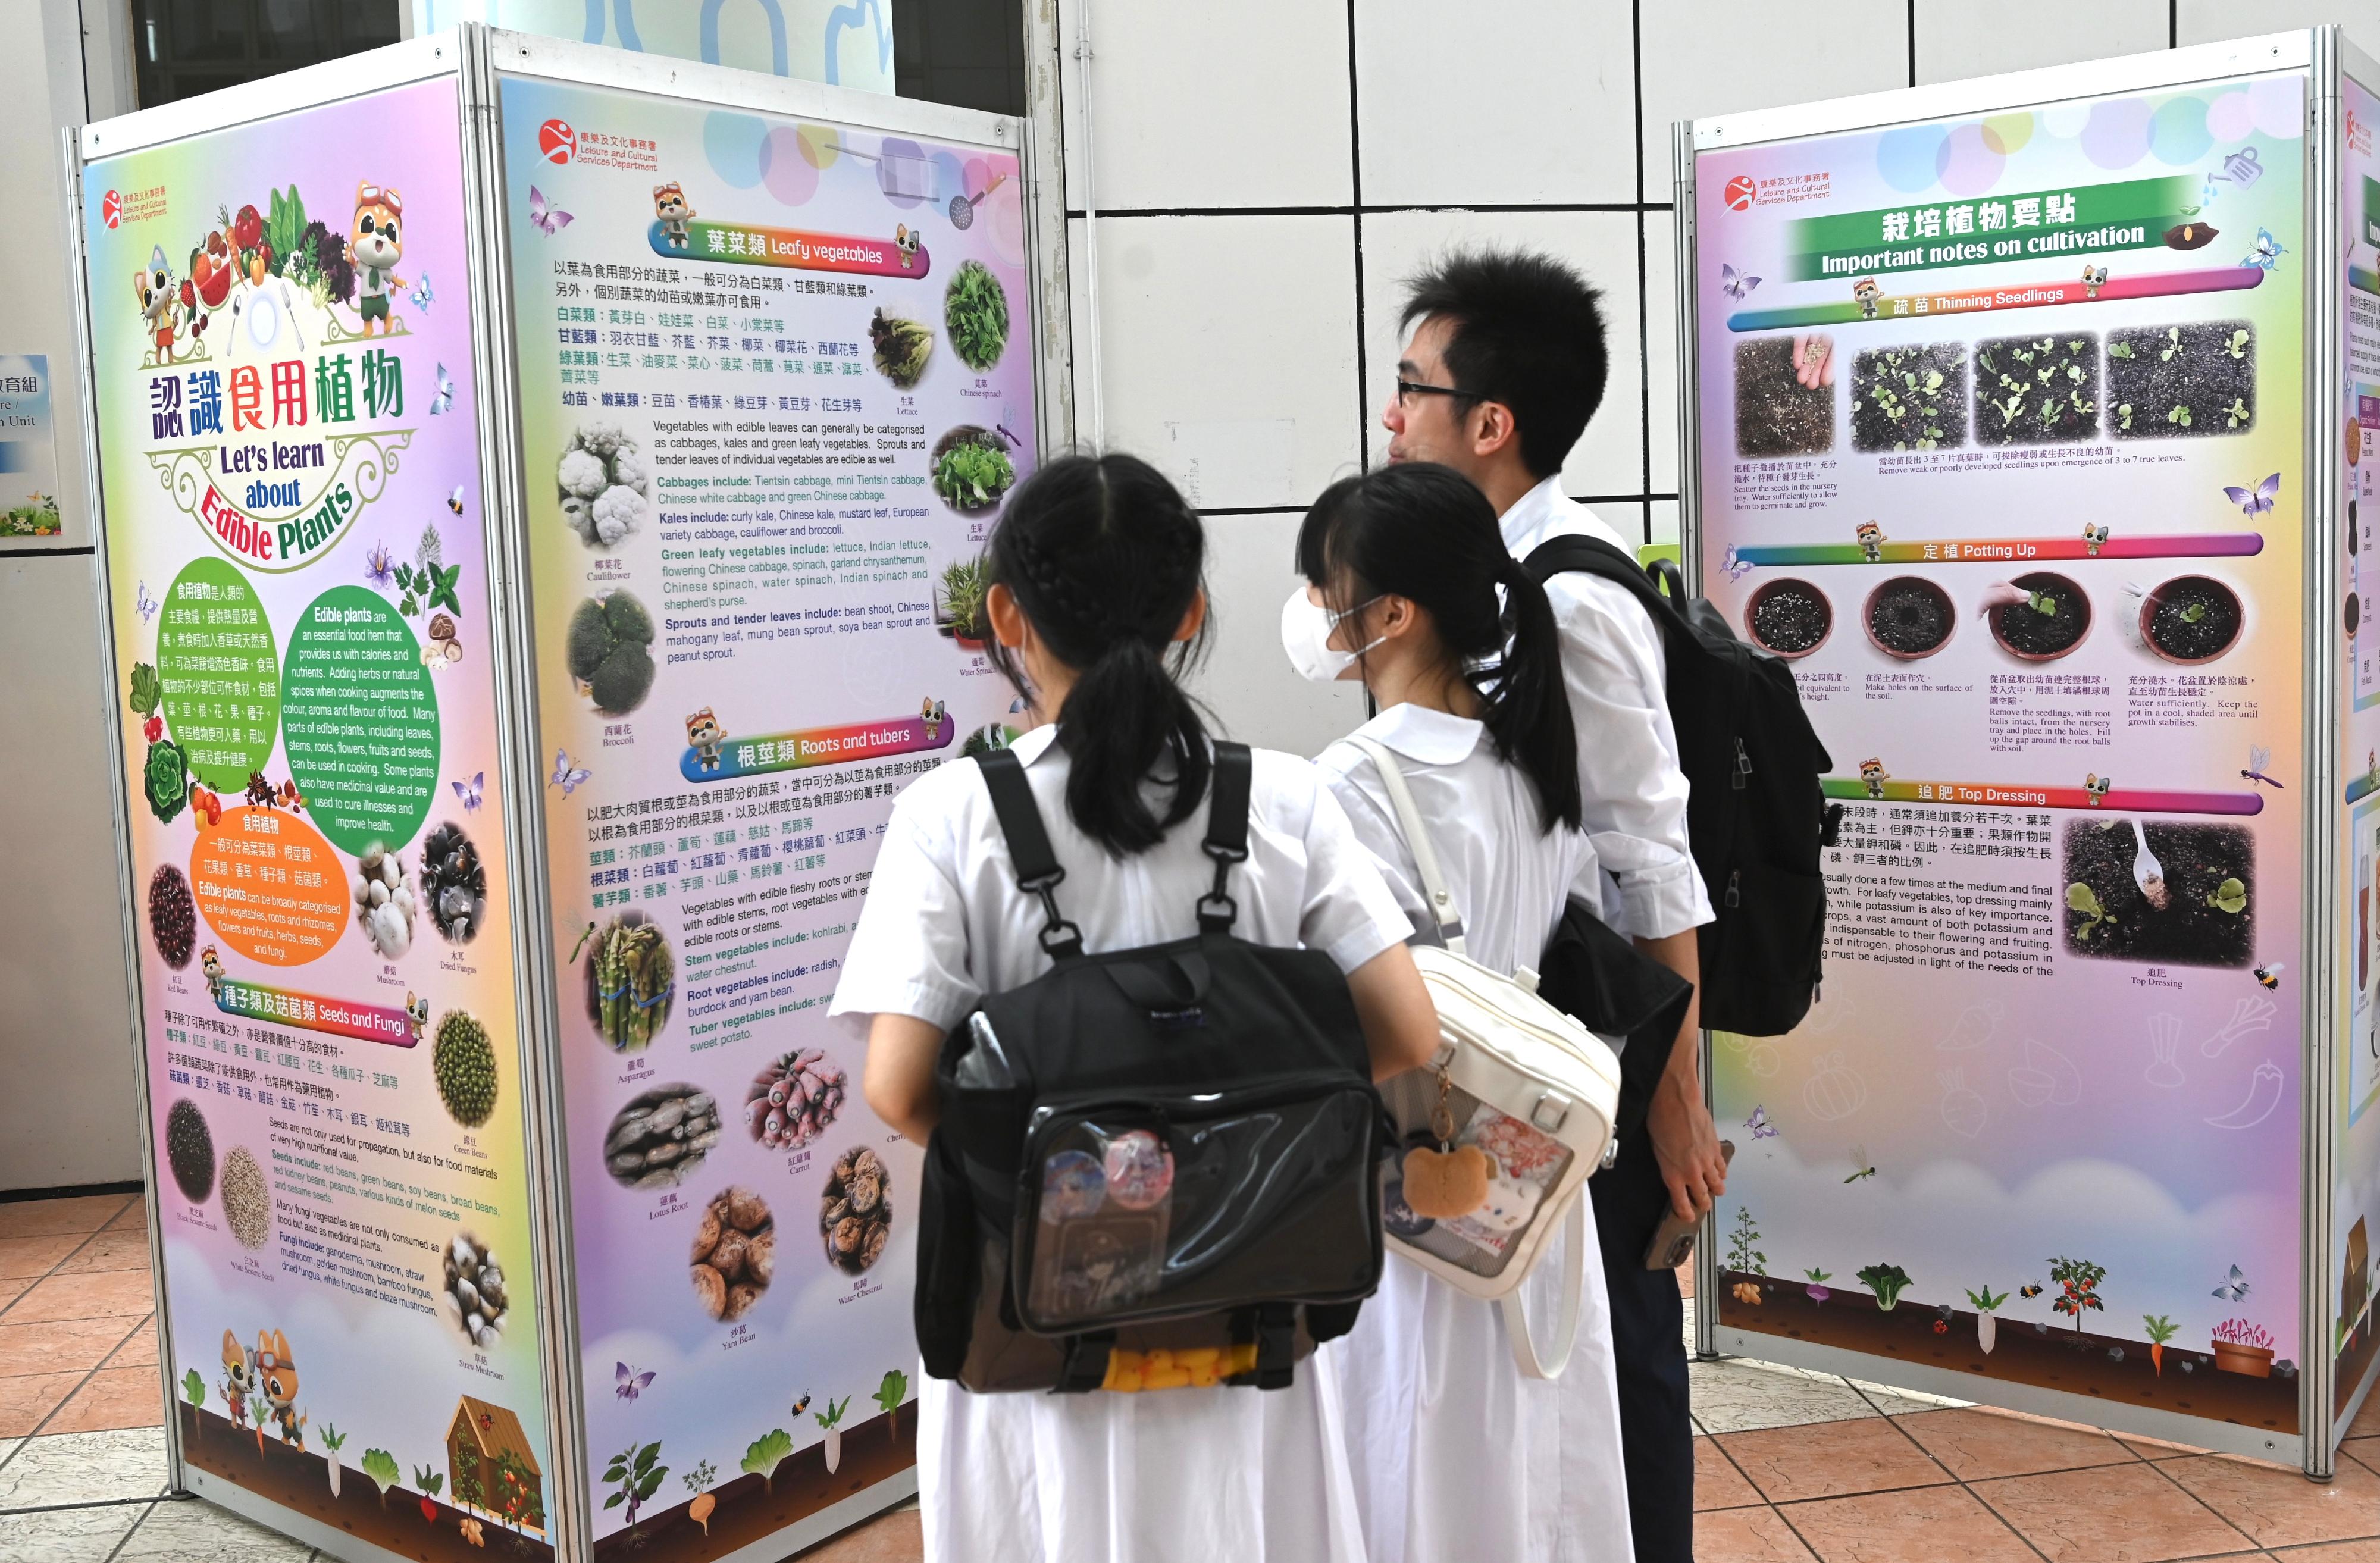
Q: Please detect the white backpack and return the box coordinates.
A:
[1348,737,1623,1380]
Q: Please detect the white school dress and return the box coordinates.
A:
[1316,702,1635,1563]
[829,723,1412,1563]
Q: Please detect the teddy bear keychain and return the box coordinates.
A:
[1400,1059,1493,1220]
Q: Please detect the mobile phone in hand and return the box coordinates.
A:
[1641,1139,1736,1270]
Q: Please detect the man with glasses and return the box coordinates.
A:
[1385,248,1719,1562]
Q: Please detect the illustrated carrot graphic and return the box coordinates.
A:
[2143,1314,2178,1374]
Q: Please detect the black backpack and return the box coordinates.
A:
[916,741,1391,1394]
[1525,537,1840,1038]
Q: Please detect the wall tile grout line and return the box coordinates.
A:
[1344,0,1369,472]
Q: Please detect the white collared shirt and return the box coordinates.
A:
[1499,476,1714,941]
[1315,703,1602,975]
[829,725,1413,1036]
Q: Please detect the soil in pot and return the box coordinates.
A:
[1865,577,1955,658]
[2105,321,2256,440]
[2143,575,2243,662]
[1990,572,2091,659]
[1975,333,2101,445]
[2063,817,2254,968]
[1734,337,1835,458]
[1748,579,1832,657]
[1850,343,1968,452]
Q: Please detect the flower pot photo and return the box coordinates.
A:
[1987,571,2091,662]
[1864,576,1956,660]
[2211,1339,2275,1377]
[2140,575,2244,664]
[1745,577,1833,659]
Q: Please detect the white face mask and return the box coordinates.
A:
[1280,588,1385,683]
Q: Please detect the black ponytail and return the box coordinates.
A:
[984,453,1213,856]
[1296,463,1582,831]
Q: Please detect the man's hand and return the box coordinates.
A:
[1646,1070,1728,1224]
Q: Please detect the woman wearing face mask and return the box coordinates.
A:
[834,453,1441,1563]
[1283,462,1633,1562]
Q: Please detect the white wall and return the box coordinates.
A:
[1053,1,2380,754]
[0,0,142,1190]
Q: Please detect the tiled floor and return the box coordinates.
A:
[1,1191,2371,1562]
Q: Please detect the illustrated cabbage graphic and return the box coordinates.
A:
[566,590,657,715]
[143,739,189,824]
[128,662,161,716]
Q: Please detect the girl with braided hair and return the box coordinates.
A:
[832,452,1439,1561]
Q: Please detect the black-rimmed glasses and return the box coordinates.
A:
[1395,378,1482,408]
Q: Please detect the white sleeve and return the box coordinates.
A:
[1293,771,1416,973]
[1314,748,1432,942]
[826,794,979,1039]
[1548,575,1716,941]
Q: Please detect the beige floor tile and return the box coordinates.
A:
[55,1232,154,1275]
[0,1373,82,1438]
[1698,1435,1763,1509]
[0,1236,82,1281]
[105,1317,159,1370]
[1896,1406,2141,1480]
[2269,1541,2380,1560]
[1971,1462,2253,1563]
[4,1269,158,1324]
[0,1317,140,1378]
[801,1505,922,1561]
[2163,1453,2380,1550]
[2352,1396,2380,1440]
[0,1501,149,1562]
[0,1199,136,1241]
[1782,1483,2040,1563]
[1692,1358,1880,1433]
[44,1368,166,1436]
[102,1202,148,1235]
[1718,1416,1952,1503]
[1698,1504,1821,1561]
[114,1496,311,1561]
[0,1427,168,1506]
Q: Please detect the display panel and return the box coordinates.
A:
[1693,75,2309,1442]
[83,77,555,1559]
[496,74,1033,1558]
[2337,68,2380,1434]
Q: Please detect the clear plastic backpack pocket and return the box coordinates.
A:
[1379,1073,1577,1281]
[1013,1080,1382,1336]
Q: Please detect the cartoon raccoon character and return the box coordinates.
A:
[200,946,227,1001]
[256,1330,306,1448]
[1859,758,1890,799]
[2082,521,2110,555]
[346,183,409,336]
[894,224,919,270]
[2081,265,2109,299]
[220,1330,256,1431]
[685,707,726,772]
[135,249,183,367]
[1852,277,1882,319]
[653,183,696,251]
[1855,521,1885,562]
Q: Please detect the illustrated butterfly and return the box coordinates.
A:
[1720,263,1761,301]
[2244,227,2285,270]
[2223,472,2280,516]
[452,771,484,812]
[2211,1264,2250,1303]
[614,1362,656,1401]
[136,581,159,623]
[1743,1105,1776,1140]
[550,748,592,795]
[1721,546,1754,583]
[527,186,575,236]
[429,362,455,416]
[447,485,465,515]
[409,272,434,314]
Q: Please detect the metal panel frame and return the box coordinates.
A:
[1674,32,2341,1477]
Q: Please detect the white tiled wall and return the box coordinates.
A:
[1053,4,2372,750]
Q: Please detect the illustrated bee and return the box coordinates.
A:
[2254,961,2284,991]
[2019,1283,2044,1300]
[790,1393,812,1418]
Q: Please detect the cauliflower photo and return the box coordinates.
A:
[557,420,652,549]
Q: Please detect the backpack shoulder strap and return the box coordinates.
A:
[1345,735,1464,956]
[1198,742,1253,933]
[975,750,1083,959]
[1522,534,1688,627]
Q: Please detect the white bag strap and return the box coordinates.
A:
[1346,735,1465,957]
[1498,1196,1586,1380]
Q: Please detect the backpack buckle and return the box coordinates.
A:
[1197,841,1245,932]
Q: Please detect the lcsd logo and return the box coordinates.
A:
[1724,175,1756,212]
[540,118,577,164]
[102,190,122,228]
